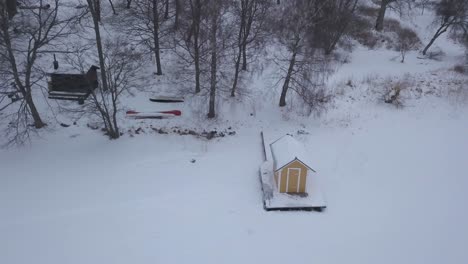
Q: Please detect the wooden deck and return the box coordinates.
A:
[259,131,327,212]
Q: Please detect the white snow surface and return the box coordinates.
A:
[1,3,468,264]
[270,134,313,171]
[1,102,468,264]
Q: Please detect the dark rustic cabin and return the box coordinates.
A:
[0,0,17,19]
[48,66,99,105]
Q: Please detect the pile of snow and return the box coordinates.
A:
[270,134,312,171]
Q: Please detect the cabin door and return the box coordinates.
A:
[287,168,301,193]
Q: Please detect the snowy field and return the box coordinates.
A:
[1,98,468,264]
[1,2,468,264]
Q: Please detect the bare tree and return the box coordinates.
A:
[274,1,314,107]
[126,0,133,9]
[164,0,169,19]
[174,0,180,29]
[174,0,230,118]
[63,37,142,139]
[129,0,167,75]
[108,0,118,15]
[0,0,81,144]
[177,0,207,93]
[313,0,358,55]
[87,0,109,91]
[422,0,468,55]
[396,27,420,62]
[375,0,397,31]
[95,0,101,21]
[87,39,142,139]
[207,0,219,118]
[415,0,433,15]
[273,1,331,109]
[150,0,163,75]
[230,0,270,97]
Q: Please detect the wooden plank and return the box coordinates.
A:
[259,169,325,212]
[48,96,83,100]
[149,97,184,103]
[49,91,88,96]
[264,206,325,212]
[260,131,267,162]
[260,160,326,212]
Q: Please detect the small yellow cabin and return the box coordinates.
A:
[270,135,315,194]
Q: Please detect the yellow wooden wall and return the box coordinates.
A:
[276,160,308,193]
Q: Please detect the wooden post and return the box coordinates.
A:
[261,131,267,162]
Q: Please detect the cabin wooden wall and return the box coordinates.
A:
[2,0,17,19]
[276,160,308,193]
[85,66,99,88]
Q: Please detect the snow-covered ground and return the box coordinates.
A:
[1,96,467,264]
[1,3,468,264]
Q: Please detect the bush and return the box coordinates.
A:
[426,47,446,61]
[300,87,334,116]
[382,78,412,108]
[396,27,421,62]
[453,64,466,74]
[357,5,379,17]
[384,18,402,33]
[349,16,379,48]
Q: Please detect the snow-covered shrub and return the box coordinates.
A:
[347,10,419,52]
[384,18,402,33]
[300,87,334,115]
[382,77,412,108]
[447,79,468,105]
[396,27,422,62]
[348,16,379,48]
[453,64,466,74]
[426,47,446,61]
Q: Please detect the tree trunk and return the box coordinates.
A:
[174,0,180,29]
[108,0,117,15]
[375,1,388,31]
[279,42,299,107]
[126,0,132,8]
[208,3,218,119]
[240,0,252,71]
[25,93,45,128]
[165,0,169,19]
[110,98,120,139]
[194,30,201,93]
[242,44,247,71]
[231,49,242,97]
[232,7,246,97]
[1,5,45,129]
[152,0,163,75]
[190,0,201,93]
[95,0,101,22]
[87,0,108,90]
[6,0,17,19]
[422,24,449,55]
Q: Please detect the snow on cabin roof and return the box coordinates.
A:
[270,134,314,172]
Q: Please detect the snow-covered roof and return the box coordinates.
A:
[270,134,314,172]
